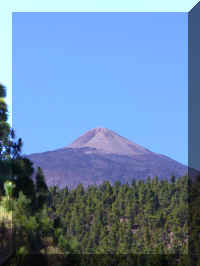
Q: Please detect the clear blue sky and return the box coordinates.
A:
[13,12,188,165]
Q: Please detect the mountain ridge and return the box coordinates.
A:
[26,127,188,188]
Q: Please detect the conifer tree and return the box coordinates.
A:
[0,85,36,201]
[0,84,22,161]
[35,166,49,208]
[0,84,23,193]
[12,157,36,204]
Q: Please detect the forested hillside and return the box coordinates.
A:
[1,174,190,265]
[2,175,195,266]
[0,83,199,266]
[42,176,189,255]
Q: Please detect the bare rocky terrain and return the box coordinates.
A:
[26,127,187,188]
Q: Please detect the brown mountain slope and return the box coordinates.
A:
[68,127,151,156]
[26,127,188,188]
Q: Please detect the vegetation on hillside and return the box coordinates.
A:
[0,83,199,266]
[1,174,198,266]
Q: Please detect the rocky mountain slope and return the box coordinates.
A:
[26,127,187,188]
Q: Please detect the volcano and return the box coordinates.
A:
[26,127,187,188]
[68,127,151,156]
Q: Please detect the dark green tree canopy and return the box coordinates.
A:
[0,84,22,162]
[35,166,49,209]
[0,84,43,203]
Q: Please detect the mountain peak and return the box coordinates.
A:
[27,128,188,189]
[94,127,109,132]
[68,127,151,156]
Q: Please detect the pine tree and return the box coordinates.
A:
[0,84,22,161]
[0,84,36,202]
[0,84,23,193]
[35,166,49,209]
[12,157,36,205]
[0,84,10,147]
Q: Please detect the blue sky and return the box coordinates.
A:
[13,12,188,165]
[1,1,197,126]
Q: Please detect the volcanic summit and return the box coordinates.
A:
[68,127,151,156]
[27,127,187,188]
